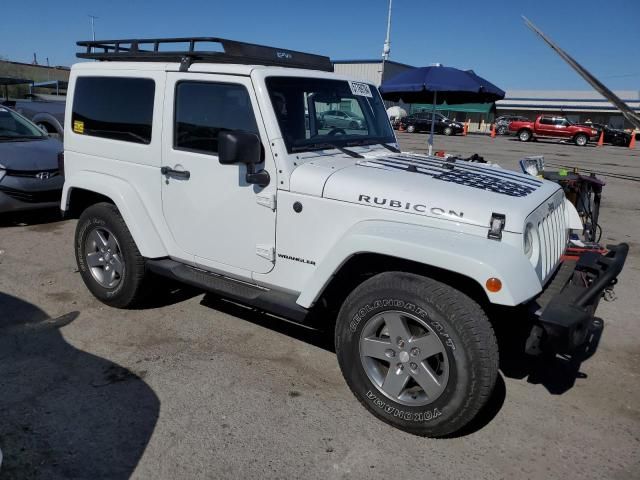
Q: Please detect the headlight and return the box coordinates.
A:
[524,223,534,258]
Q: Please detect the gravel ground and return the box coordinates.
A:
[1,134,639,479]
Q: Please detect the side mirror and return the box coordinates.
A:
[218,130,270,187]
[218,130,262,165]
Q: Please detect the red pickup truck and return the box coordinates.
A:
[508,115,598,146]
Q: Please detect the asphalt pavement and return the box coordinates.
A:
[1,134,639,479]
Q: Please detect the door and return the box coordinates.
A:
[554,118,571,138]
[537,117,555,137]
[161,73,276,275]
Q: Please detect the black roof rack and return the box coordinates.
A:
[76,37,333,72]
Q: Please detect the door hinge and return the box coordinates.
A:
[256,193,276,211]
[256,244,275,262]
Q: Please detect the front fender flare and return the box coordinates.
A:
[297,220,542,308]
[62,171,167,258]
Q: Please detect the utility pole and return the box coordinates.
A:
[380,0,393,85]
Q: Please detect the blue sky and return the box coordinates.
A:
[2,0,639,91]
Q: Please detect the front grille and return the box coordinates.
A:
[5,168,60,179]
[537,198,568,280]
[0,185,61,203]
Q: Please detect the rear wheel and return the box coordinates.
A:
[444,126,453,136]
[574,133,588,146]
[497,125,508,135]
[335,272,498,437]
[407,125,416,133]
[75,202,149,308]
[518,129,532,142]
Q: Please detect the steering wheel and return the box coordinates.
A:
[327,128,347,136]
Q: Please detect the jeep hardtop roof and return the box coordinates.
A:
[76,37,333,73]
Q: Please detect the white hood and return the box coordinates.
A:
[289,151,561,233]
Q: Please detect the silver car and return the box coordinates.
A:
[320,110,365,130]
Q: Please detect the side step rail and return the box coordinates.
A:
[146,258,309,322]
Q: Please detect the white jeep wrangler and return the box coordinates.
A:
[61,37,627,437]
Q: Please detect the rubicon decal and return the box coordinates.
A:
[358,194,464,218]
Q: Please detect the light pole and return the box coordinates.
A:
[381,0,393,85]
[88,15,98,54]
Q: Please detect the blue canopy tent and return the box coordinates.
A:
[380,65,505,154]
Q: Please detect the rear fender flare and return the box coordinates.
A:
[62,171,167,258]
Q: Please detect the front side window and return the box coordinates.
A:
[71,77,155,144]
[0,107,47,140]
[174,82,258,155]
[266,76,395,153]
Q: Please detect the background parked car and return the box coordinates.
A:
[495,115,529,135]
[319,110,365,129]
[0,106,64,214]
[577,122,631,146]
[399,112,464,135]
[1,98,66,138]
[508,115,598,146]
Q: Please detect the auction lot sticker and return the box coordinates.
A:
[349,81,372,97]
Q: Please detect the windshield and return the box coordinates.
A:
[0,107,46,139]
[266,77,395,153]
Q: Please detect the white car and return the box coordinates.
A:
[61,37,627,437]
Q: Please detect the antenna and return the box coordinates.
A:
[382,0,393,61]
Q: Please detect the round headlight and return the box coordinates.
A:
[524,223,534,258]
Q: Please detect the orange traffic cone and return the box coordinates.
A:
[630,130,637,149]
[399,122,405,132]
[490,123,496,139]
[463,122,468,136]
[597,130,604,147]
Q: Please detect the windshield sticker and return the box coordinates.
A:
[349,81,372,98]
[73,120,85,134]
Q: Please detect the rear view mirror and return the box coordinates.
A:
[218,130,262,165]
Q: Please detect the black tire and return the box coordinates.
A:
[518,129,532,142]
[574,133,588,146]
[444,126,453,136]
[75,202,149,308]
[497,126,508,135]
[335,272,498,437]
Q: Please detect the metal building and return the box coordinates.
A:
[333,59,415,87]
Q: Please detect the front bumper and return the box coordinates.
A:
[527,243,628,354]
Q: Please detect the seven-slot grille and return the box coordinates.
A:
[536,195,569,281]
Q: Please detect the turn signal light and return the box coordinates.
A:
[486,277,502,292]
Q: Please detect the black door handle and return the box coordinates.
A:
[161,166,190,180]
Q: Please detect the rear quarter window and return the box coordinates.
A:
[71,76,155,144]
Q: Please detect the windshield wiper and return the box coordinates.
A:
[292,143,363,158]
[343,138,401,153]
[378,143,401,153]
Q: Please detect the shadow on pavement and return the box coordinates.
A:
[200,294,506,436]
[492,306,601,395]
[0,292,159,479]
[0,208,64,228]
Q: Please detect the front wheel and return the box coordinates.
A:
[444,126,453,136]
[574,133,588,146]
[497,126,508,135]
[406,125,416,133]
[335,272,498,437]
[75,202,149,308]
